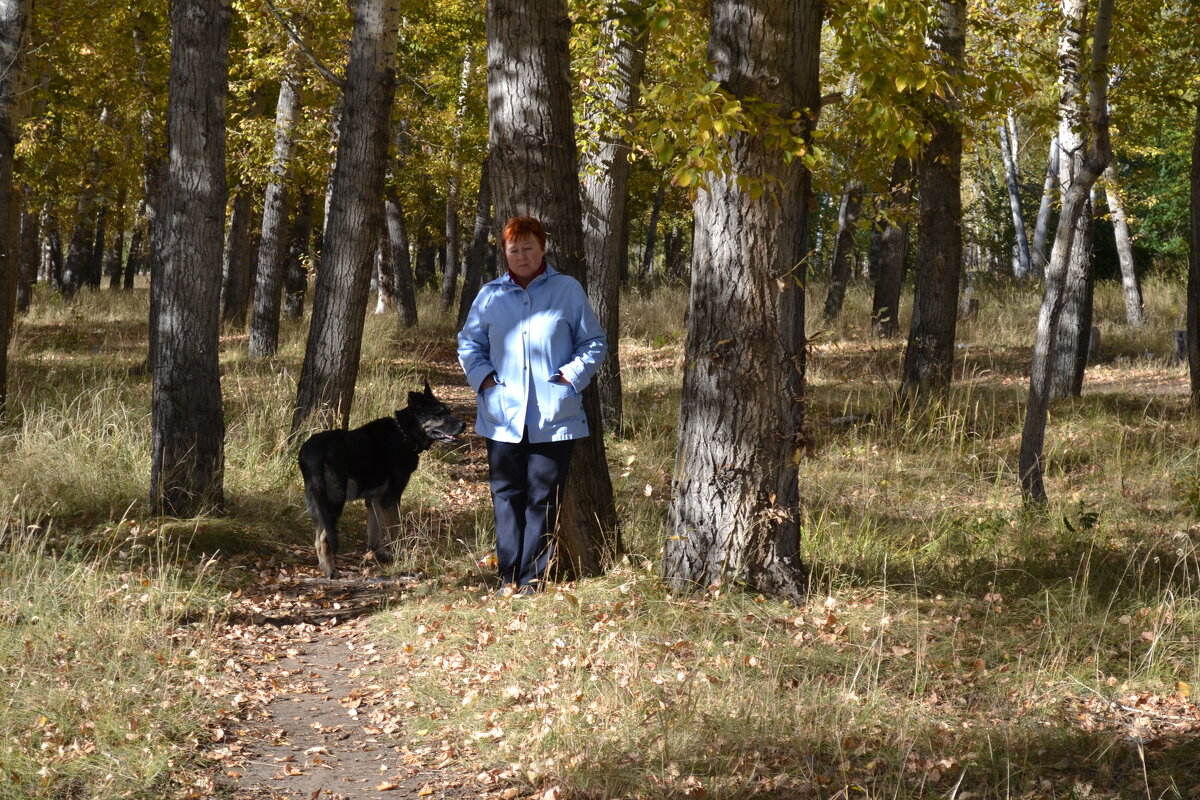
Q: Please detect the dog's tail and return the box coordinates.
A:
[303,468,342,557]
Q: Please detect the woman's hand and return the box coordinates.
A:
[480,373,498,391]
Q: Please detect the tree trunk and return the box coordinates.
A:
[1031,135,1059,280]
[385,191,418,327]
[639,182,664,280]
[283,193,313,321]
[16,203,36,313]
[220,189,255,327]
[1001,112,1032,281]
[581,10,647,435]
[89,204,107,289]
[457,154,492,328]
[61,186,98,300]
[488,0,620,576]
[871,156,913,337]
[900,0,966,402]
[440,50,474,312]
[663,0,820,603]
[248,65,302,355]
[293,0,400,433]
[1188,102,1200,410]
[414,233,436,288]
[149,0,231,516]
[373,229,395,312]
[0,0,31,415]
[103,194,126,290]
[1019,0,1113,505]
[822,179,864,320]
[1103,163,1142,326]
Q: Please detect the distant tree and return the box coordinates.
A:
[580,5,647,433]
[663,0,821,602]
[0,0,30,416]
[1102,163,1143,326]
[149,0,231,515]
[899,0,965,402]
[487,0,620,575]
[1000,111,1032,281]
[292,0,400,433]
[823,178,864,320]
[1019,0,1114,505]
[457,154,491,328]
[870,156,913,337]
[220,189,256,327]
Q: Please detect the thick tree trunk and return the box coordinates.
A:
[822,179,864,320]
[457,154,492,328]
[1001,112,1032,281]
[900,0,965,401]
[1188,103,1200,410]
[385,191,417,327]
[1103,163,1142,326]
[283,193,313,321]
[581,11,647,434]
[293,0,400,433]
[0,0,31,415]
[220,189,255,327]
[1031,135,1060,280]
[488,0,620,576]
[870,156,913,337]
[664,0,820,602]
[149,0,231,516]
[1019,0,1113,505]
[248,65,302,355]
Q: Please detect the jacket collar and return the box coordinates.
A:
[502,262,557,289]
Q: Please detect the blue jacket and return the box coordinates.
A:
[458,264,607,443]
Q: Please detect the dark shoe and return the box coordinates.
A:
[515,584,538,597]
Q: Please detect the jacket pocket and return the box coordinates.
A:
[480,384,508,425]
[545,379,582,422]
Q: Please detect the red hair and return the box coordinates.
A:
[502,216,547,250]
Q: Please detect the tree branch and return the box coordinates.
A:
[262,0,345,89]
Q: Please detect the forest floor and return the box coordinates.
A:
[208,561,503,800]
[202,378,519,800]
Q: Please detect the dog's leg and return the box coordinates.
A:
[366,498,397,563]
[306,486,342,580]
[313,521,340,579]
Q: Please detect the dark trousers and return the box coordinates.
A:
[486,432,575,588]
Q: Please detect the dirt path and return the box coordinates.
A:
[206,561,500,800]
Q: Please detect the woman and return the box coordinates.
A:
[457,216,607,594]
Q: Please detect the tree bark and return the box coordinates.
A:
[292,0,400,433]
[373,228,395,312]
[220,189,256,327]
[900,0,965,402]
[1030,135,1060,281]
[249,63,302,356]
[581,10,647,434]
[457,154,492,328]
[822,179,864,320]
[1103,163,1142,326]
[385,190,418,327]
[16,202,36,313]
[149,0,231,516]
[1019,0,1113,505]
[61,186,98,300]
[1001,112,1032,281]
[871,156,913,337]
[103,194,126,290]
[488,0,620,576]
[664,0,820,602]
[639,182,664,281]
[0,0,31,416]
[283,193,312,321]
[1188,102,1200,410]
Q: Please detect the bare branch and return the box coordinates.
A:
[262,0,345,89]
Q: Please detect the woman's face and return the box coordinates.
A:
[504,234,545,283]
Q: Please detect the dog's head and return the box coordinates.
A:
[402,381,466,444]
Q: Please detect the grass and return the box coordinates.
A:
[3,274,1200,798]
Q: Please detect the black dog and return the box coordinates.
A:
[298,382,465,578]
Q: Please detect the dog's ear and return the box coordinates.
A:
[423,379,433,398]
[407,390,423,407]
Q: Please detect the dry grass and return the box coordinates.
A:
[4,276,1200,799]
